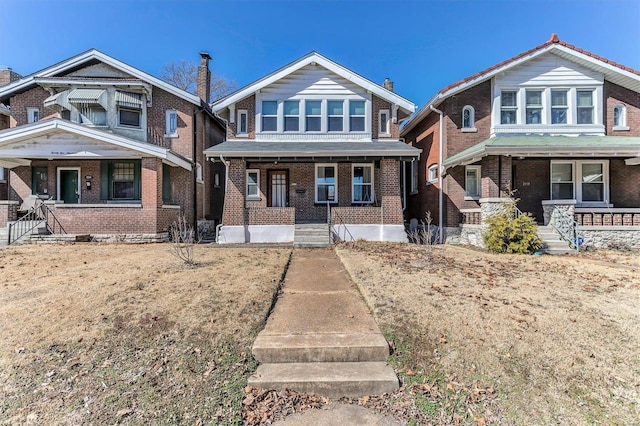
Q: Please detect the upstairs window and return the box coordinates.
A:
[118,108,141,128]
[410,161,418,193]
[352,164,373,203]
[261,101,277,131]
[328,101,343,132]
[462,105,475,129]
[379,109,390,135]
[27,107,40,123]
[613,104,627,129]
[577,90,594,124]
[525,90,542,124]
[166,110,178,135]
[80,106,107,126]
[305,101,321,132]
[428,164,438,183]
[551,90,568,124]
[349,100,365,132]
[283,101,299,132]
[116,91,143,129]
[237,109,248,135]
[500,91,517,124]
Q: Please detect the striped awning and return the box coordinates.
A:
[67,88,107,105]
[43,90,73,110]
[116,91,143,109]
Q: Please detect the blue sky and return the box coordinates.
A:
[1,0,638,108]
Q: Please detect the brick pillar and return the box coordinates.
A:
[482,156,500,198]
[222,159,245,226]
[500,156,512,197]
[141,157,162,233]
[380,159,403,224]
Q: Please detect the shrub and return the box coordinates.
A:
[482,200,543,254]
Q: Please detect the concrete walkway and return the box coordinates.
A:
[249,247,399,405]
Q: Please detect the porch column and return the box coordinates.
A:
[481,156,500,198]
[500,156,513,197]
[380,159,403,224]
[222,159,246,226]
[141,157,162,208]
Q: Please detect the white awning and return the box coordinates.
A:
[116,91,143,109]
[67,88,107,106]
[43,90,72,110]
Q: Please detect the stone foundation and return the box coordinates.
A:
[579,227,640,249]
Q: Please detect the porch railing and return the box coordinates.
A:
[327,201,354,243]
[8,202,66,245]
[550,206,581,253]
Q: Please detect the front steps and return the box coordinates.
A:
[538,225,573,255]
[293,223,332,248]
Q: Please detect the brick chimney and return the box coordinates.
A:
[0,67,21,87]
[383,77,394,92]
[197,52,212,102]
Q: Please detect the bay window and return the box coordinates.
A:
[352,164,373,203]
[316,164,337,203]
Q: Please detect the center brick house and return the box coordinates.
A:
[206,52,420,243]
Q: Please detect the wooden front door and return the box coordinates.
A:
[268,170,288,207]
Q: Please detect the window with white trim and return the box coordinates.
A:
[352,164,374,203]
[305,101,321,132]
[551,162,574,200]
[195,162,203,184]
[246,169,260,200]
[428,164,438,183]
[261,101,277,132]
[283,100,299,132]
[379,109,390,135]
[462,105,475,129]
[465,166,481,198]
[237,109,248,135]
[315,164,337,203]
[27,107,40,123]
[551,160,609,203]
[118,108,141,128]
[327,101,343,132]
[525,90,542,124]
[214,172,221,188]
[613,104,627,129]
[577,90,594,124]
[410,161,418,193]
[551,90,568,124]
[0,167,5,181]
[500,91,517,124]
[166,110,178,136]
[349,100,365,132]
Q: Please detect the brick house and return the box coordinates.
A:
[402,35,640,249]
[206,52,419,243]
[0,50,225,242]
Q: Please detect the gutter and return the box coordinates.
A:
[430,105,444,244]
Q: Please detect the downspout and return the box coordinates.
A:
[430,105,444,244]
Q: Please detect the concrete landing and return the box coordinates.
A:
[272,403,401,426]
[249,248,398,398]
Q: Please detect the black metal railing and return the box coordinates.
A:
[327,201,354,243]
[8,202,66,245]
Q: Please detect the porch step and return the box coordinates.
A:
[248,362,398,399]
[538,226,573,255]
[294,223,332,248]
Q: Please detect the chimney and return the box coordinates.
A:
[0,67,21,87]
[197,52,212,102]
[383,77,394,92]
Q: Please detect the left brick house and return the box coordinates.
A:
[0,49,225,241]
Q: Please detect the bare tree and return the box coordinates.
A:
[160,60,237,102]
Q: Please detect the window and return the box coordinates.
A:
[195,162,203,184]
[0,167,4,181]
[166,110,178,135]
[27,107,40,123]
[315,164,337,203]
[237,109,248,135]
[581,163,604,202]
[500,91,517,124]
[551,90,568,124]
[428,164,438,183]
[613,104,627,129]
[551,161,608,203]
[328,101,343,132]
[379,109,390,135]
[214,172,221,188]
[465,166,481,198]
[306,101,321,132]
[112,162,136,199]
[32,166,48,195]
[283,100,299,132]
[525,90,542,124]
[410,161,418,193]
[246,169,260,200]
[551,163,574,200]
[118,108,141,128]
[352,164,374,203]
[577,90,593,124]
[261,101,277,131]
[80,105,107,126]
[462,105,475,129]
[349,100,365,132]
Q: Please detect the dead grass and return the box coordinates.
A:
[0,243,291,425]
[336,243,640,425]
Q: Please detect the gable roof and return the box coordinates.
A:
[211,51,415,115]
[0,49,203,105]
[402,34,640,135]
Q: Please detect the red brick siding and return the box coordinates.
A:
[604,81,640,135]
[371,95,399,139]
[331,207,381,224]
[380,159,403,224]
[222,159,246,226]
[248,207,295,225]
[10,87,59,126]
[610,158,640,207]
[0,202,18,227]
[146,87,195,156]
[226,95,256,139]
[48,205,178,234]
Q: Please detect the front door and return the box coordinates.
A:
[268,170,288,207]
[59,170,79,204]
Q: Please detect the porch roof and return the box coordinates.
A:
[204,140,421,161]
[444,136,640,169]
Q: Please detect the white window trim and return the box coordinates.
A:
[410,160,419,194]
[550,160,609,205]
[500,90,518,125]
[525,89,544,125]
[465,165,481,200]
[428,164,438,184]
[379,109,390,136]
[283,100,300,132]
[304,99,323,133]
[117,107,142,129]
[195,162,204,184]
[246,169,261,200]
[56,167,81,203]
[27,107,40,124]
[327,100,345,133]
[550,88,570,125]
[165,109,178,138]
[351,163,374,204]
[613,104,629,131]
[348,100,365,133]
[461,105,477,132]
[0,167,5,182]
[259,100,278,133]
[315,163,338,204]
[237,109,249,136]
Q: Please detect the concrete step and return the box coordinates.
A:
[293,242,332,248]
[248,361,399,398]
[253,333,389,363]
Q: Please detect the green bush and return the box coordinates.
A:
[482,201,543,254]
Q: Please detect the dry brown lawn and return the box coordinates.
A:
[337,243,640,425]
[0,243,291,425]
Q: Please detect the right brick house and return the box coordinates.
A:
[402,34,640,249]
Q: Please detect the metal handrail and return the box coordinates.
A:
[8,201,66,245]
[326,201,355,243]
[550,206,581,253]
